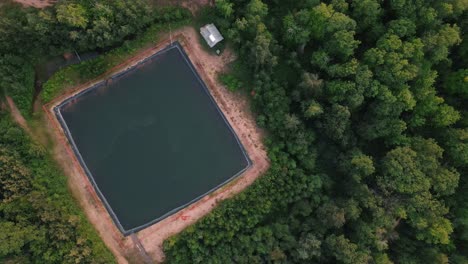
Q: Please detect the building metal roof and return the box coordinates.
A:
[200,24,224,48]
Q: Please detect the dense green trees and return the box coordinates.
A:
[0,0,466,263]
[0,0,189,115]
[0,1,190,263]
[0,115,115,263]
[164,0,468,263]
[0,0,153,56]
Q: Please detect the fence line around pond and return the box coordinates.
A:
[48,41,252,236]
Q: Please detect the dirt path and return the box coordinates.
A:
[43,26,269,263]
[6,96,51,147]
[6,96,33,135]
[130,234,154,264]
[12,0,56,8]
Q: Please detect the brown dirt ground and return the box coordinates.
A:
[12,0,208,11]
[12,0,56,8]
[6,96,51,148]
[43,26,269,263]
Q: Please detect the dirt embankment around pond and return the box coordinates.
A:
[137,27,270,263]
[38,26,270,263]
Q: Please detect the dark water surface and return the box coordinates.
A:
[59,45,249,233]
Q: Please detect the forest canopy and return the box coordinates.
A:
[0,1,190,263]
[0,0,466,263]
[163,0,468,263]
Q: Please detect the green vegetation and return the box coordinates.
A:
[219,73,243,91]
[41,15,190,103]
[0,0,467,263]
[163,0,468,263]
[219,60,251,92]
[0,1,190,263]
[0,1,190,114]
[0,114,115,263]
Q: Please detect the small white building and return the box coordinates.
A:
[200,24,224,48]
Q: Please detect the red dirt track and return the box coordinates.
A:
[12,0,56,8]
[43,27,269,263]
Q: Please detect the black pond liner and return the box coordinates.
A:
[54,42,252,235]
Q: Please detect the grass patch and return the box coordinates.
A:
[219,59,253,92]
[7,64,35,117]
[219,74,243,92]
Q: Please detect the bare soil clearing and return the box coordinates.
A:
[13,0,209,12]
[12,0,56,8]
[43,26,269,263]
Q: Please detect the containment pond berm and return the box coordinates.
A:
[54,42,251,235]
